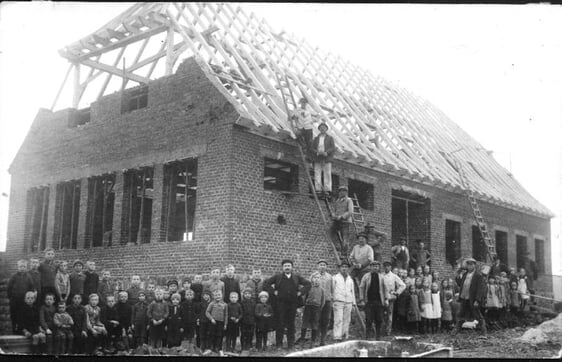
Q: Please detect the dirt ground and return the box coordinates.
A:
[123,311,561,358]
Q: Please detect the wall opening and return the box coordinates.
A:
[121,85,148,114]
[472,225,487,262]
[445,219,461,268]
[54,180,81,249]
[516,234,528,270]
[24,187,49,252]
[534,238,545,274]
[86,174,115,247]
[495,230,508,265]
[391,190,431,251]
[163,158,198,242]
[348,178,374,210]
[121,167,153,244]
[263,158,298,191]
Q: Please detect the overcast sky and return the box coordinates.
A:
[0,2,560,273]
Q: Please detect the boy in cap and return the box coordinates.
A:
[316,259,333,346]
[131,290,149,348]
[240,288,256,351]
[311,122,336,197]
[255,291,273,352]
[298,272,325,348]
[331,185,354,255]
[69,260,86,303]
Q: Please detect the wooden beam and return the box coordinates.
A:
[165,27,175,75]
[81,59,149,84]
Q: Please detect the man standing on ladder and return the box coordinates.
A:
[331,185,354,257]
[311,122,335,198]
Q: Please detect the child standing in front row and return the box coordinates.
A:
[428,282,441,333]
[131,290,149,348]
[67,294,88,354]
[225,291,242,352]
[53,301,74,355]
[486,276,501,328]
[418,280,432,334]
[441,279,454,331]
[147,288,169,348]
[40,293,57,354]
[255,291,273,352]
[199,291,213,354]
[166,293,183,348]
[206,290,228,354]
[406,285,421,334]
[508,281,521,326]
[240,288,256,352]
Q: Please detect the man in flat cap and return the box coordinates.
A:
[452,257,487,337]
[331,185,354,256]
[263,259,311,351]
[316,259,333,346]
[332,261,356,343]
[359,260,388,340]
[311,122,336,197]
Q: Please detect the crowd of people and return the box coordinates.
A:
[6,241,539,356]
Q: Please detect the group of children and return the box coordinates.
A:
[7,247,538,355]
[389,264,534,335]
[7,249,279,355]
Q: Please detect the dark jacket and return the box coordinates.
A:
[83,271,99,299]
[220,276,241,303]
[456,270,486,304]
[190,283,203,303]
[263,272,311,305]
[40,304,56,331]
[67,304,87,335]
[20,303,41,334]
[131,301,149,325]
[311,133,336,162]
[7,272,35,300]
[241,298,256,325]
[29,270,42,294]
[116,301,132,330]
[180,300,198,327]
[38,261,56,289]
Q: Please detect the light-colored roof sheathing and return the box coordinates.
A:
[56,2,552,218]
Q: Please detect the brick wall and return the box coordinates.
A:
[4,58,552,294]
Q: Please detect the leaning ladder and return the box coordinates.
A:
[454,158,497,264]
[276,74,366,336]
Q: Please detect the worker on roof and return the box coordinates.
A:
[311,122,336,197]
[291,97,317,155]
[330,185,354,256]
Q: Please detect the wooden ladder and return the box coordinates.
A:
[276,74,366,337]
[351,193,365,234]
[454,157,497,264]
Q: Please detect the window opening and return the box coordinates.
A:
[54,180,81,249]
[163,159,198,242]
[495,230,508,266]
[87,174,115,247]
[445,219,461,268]
[516,234,528,270]
[472,225,487,262]
[25,187,49,252]
[348,178,374,210]
[534,239,545,274]
[391,190,431,251]
[122,167,153,244]
[121,85,148,114]
[264,158,298,191]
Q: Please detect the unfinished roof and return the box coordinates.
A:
[56,3,552,218]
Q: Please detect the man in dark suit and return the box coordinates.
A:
[263,259,311,351]
[358,260,388,340]
[311,122,336,197]
[452,258,487,337]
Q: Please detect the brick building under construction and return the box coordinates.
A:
[4,3,554,293]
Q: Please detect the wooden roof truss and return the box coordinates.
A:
[54,2,552,218]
